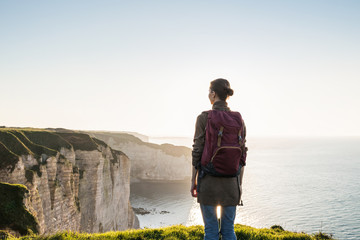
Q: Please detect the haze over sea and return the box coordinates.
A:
[131,136,360,240]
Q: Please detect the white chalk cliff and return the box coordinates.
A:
[0,129,139,234]
[89,132,192,182]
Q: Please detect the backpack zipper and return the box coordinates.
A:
[210,146,242,162]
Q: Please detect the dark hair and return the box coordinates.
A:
[210,78,234,101]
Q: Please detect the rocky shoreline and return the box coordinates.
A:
[133,207,170,215]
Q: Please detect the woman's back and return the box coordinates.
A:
[194,101,241,206]
[190,78,247,240]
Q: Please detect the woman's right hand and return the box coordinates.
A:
[190,180,197,197]
[190,167,198,197]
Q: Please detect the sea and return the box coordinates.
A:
[130,136,360,240]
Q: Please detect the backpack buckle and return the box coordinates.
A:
[238,129,242,144]
[217,126,224,147]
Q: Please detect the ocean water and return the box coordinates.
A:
[131,137,360,240]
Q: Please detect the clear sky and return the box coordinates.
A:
[1,0,359,137]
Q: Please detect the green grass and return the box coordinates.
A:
[0,129,68,175]
[0,130,32,172]
[0,128,110,157]
[8,130,58,158]
[0,131,33,157]
[0,128,101,153]
[20,130,72,152]
[56,132,98,151]
[0,128,70,152]
[0,141,19,172]
[0,128,117,181]
[3,224,334,240]
[0,182,39,236]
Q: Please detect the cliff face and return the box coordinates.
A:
[0,129,139,235]
[88,132,192,182]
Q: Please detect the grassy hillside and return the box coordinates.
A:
[56,132,98,151]
[9,130,58,158]
[0,141,19,172]
[0,128,120,173]
[4,224,334,240]
[0,131,33,157]
[0,182,39,236]
[21,130,72,152]
[0,128,70,159]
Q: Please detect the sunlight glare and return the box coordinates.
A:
[216,206,221,219]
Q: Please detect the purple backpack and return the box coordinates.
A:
[200,110,246,177]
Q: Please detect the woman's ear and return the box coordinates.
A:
[208,91,216,104]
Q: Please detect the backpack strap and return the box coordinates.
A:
[217,126,224,147]
[238,115,246,145]
[239,116,247,163]
[238,129,242,144]
[241,116,246,140]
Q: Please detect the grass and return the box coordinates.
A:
[0,128,119,185]
[0,128,111,160]
[0,128,97,176]
[2,224,335,240]
[8,130,58,158]
[0,182,39,236]
[56,132,99,151]
[0,141,19,172]
[20,131,72,152]
[0,127,102,153]
[0,131,33,157]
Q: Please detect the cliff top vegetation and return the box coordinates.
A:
[0,128,122,173]
[56,132,98,151]
[0,128,71,155]
[8,130,58,157]
[0,182,39,236]
[3,224,334,240]
[0,141,19,172]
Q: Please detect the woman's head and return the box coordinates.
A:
[209,78,234,103]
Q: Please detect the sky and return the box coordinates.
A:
[1,0,359,137]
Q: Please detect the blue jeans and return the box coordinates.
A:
[200,204,237,240]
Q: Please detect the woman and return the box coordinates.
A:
[191,78,247,240]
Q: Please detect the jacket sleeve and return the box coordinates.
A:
[192,112,208,169]
[241,121,248,166]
